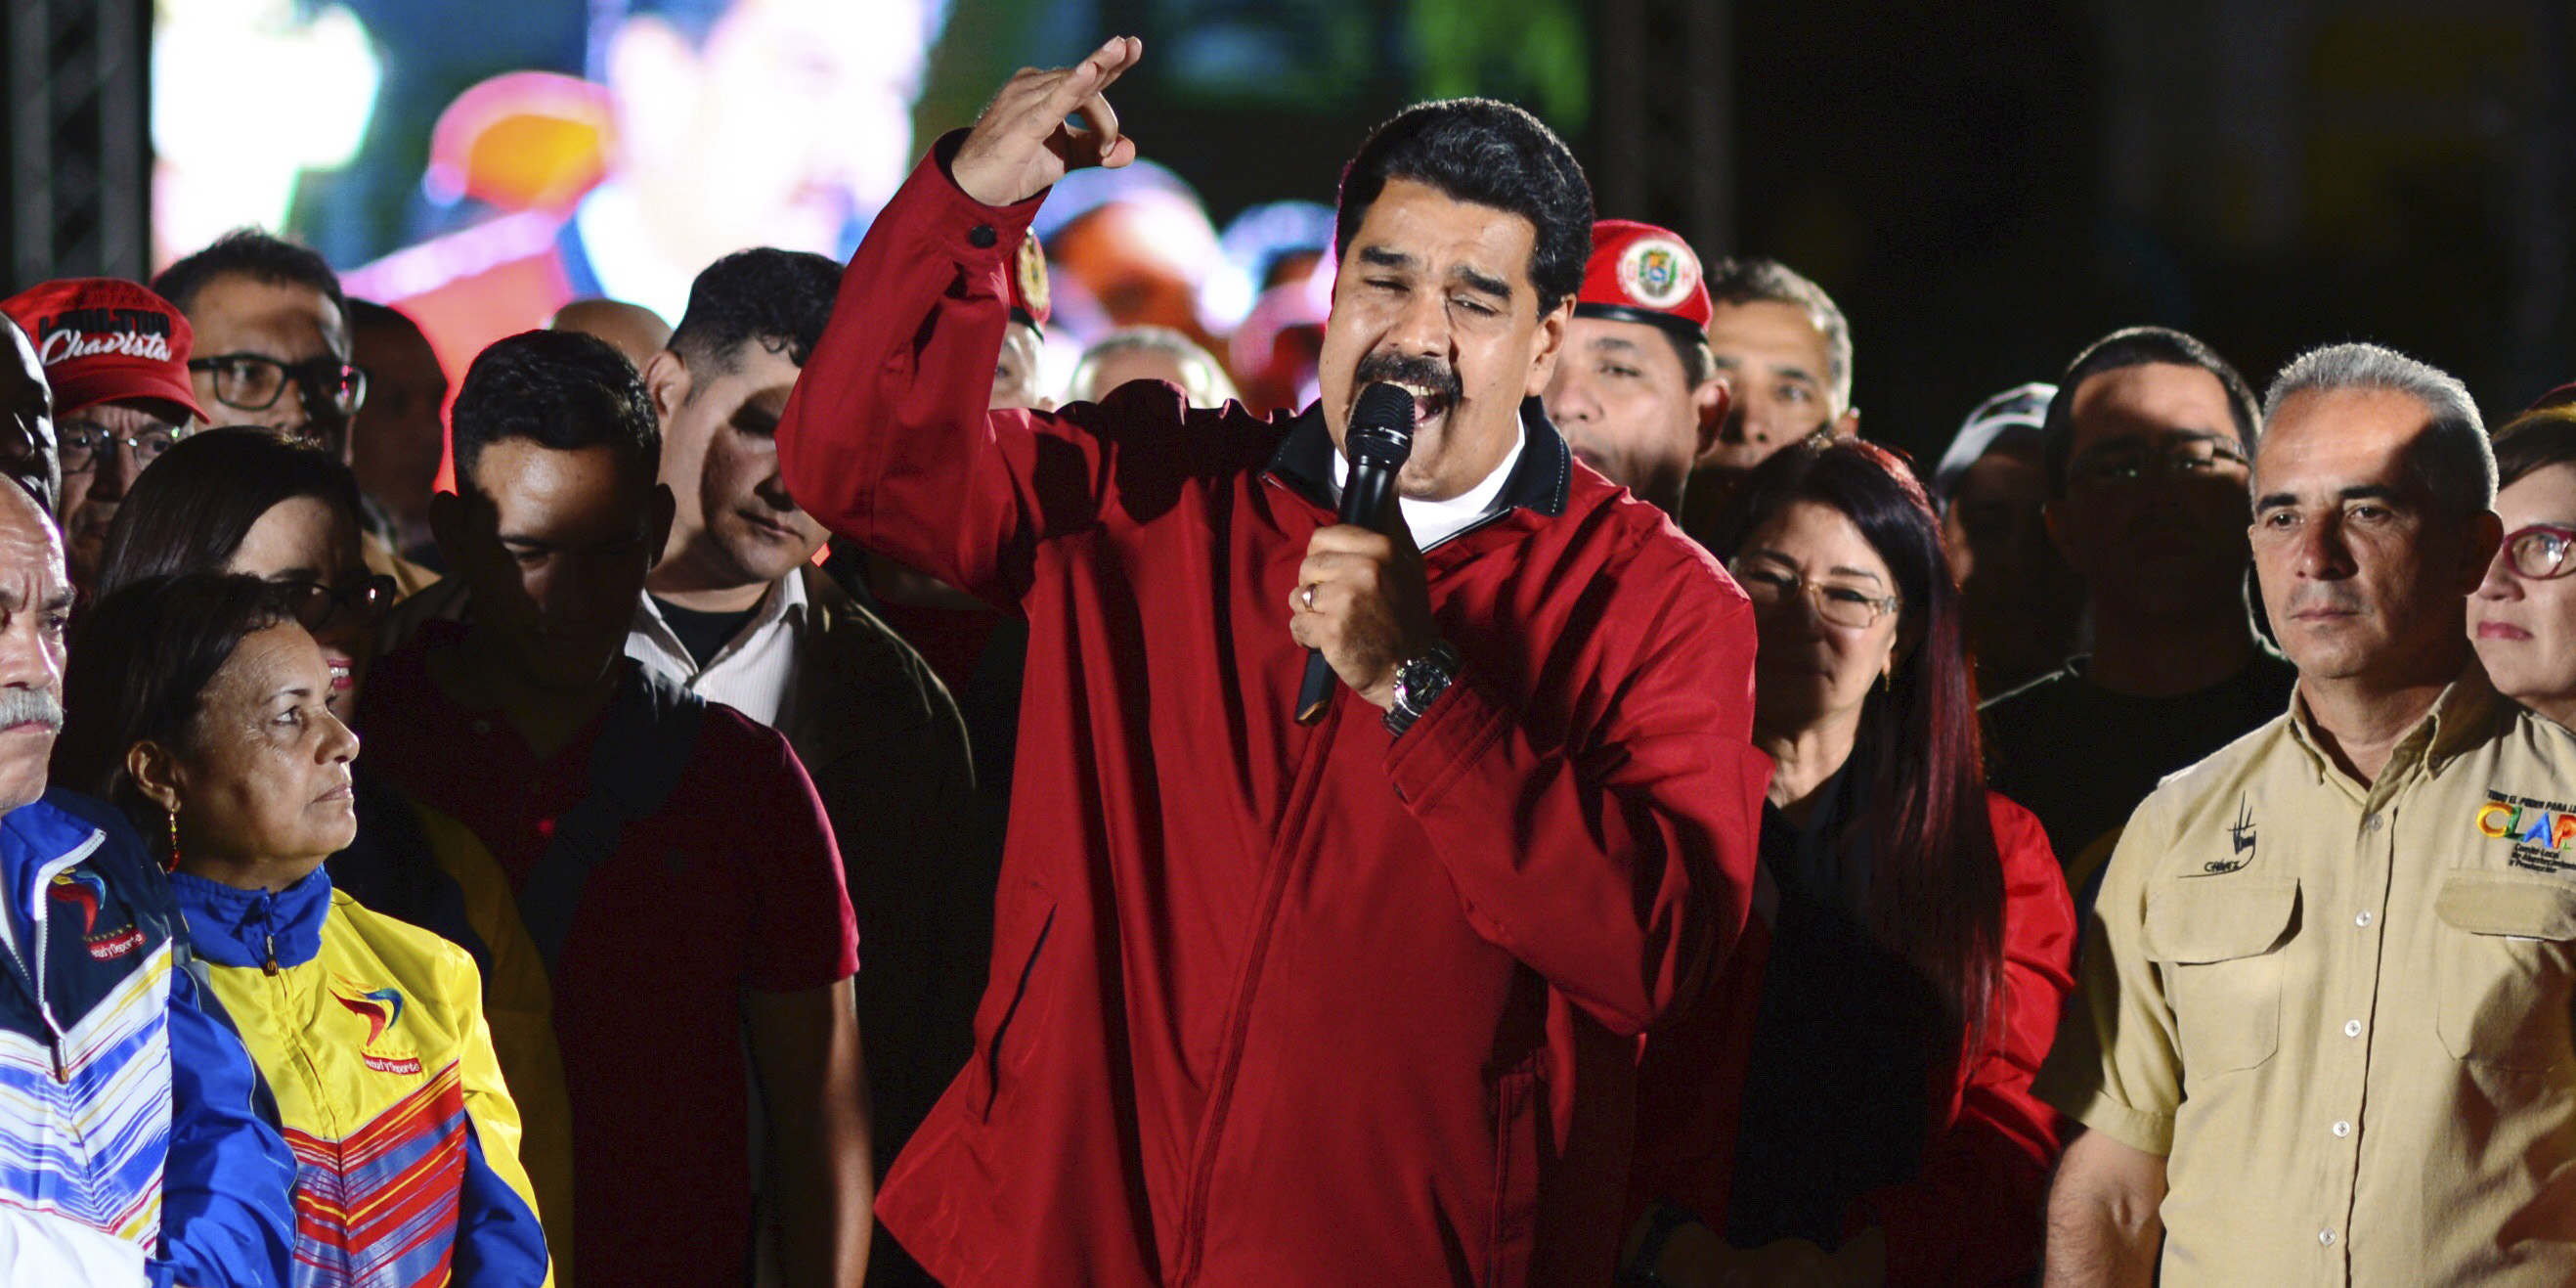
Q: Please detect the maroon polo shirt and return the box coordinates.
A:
[356,621,860,1288]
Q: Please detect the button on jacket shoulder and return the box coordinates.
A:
[775,136,1771,1288]
[2040,672,2576,1286]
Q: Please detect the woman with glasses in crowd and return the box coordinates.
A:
[54,571,551,1287]
[85,426,577,1271]
[1621,438,2075,1288]
[2471,405,2576,726]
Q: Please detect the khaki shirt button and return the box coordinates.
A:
[2355,910,2374,927]
[2365,814,2384,831]
[2320,1229,2336,1246]
[2332,1120,2351,1137]
[2344,1019,2363,1037]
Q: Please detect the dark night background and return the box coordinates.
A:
[15,0,2574,466]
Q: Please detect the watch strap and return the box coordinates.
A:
[1382,640,1461,737]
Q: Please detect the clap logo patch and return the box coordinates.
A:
[1617,237,1697,310]
[2477,791,2576,872]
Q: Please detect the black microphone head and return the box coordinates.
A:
[1347,381,1418,468]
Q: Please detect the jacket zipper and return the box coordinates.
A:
[273,959,331,1137]
[0,904,54,1083]
[1170,694,1347,1281]
[1,832,110,1084]
[1169,483,1520,1273]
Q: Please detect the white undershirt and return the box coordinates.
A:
[625,572,810,733]
[1331,423,1526,550]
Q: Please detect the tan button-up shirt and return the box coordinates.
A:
[2037,670,2576,1286]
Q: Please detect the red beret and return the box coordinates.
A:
[1574,220,1711,339]
[2528,381,2576,415]
[0,277,206,422]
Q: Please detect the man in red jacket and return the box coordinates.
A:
[777,37,1769,1287]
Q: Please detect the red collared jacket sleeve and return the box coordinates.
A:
[1857,792,2075,1286]
[778,133,1142,608]
[1384,567,1769,1038]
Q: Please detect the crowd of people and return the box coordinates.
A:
[0,28,2570,1288]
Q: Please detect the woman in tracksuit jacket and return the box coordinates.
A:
[58,573,549,1288]
[0,784,300,1286]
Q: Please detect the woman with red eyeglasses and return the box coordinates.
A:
[85,426,578,1273]
[2472,407,2576,724]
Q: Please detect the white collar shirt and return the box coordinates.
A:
[625,572,809,733]
[1330,423,1527,550]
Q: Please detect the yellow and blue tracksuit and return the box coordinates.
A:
[0,787,297,1287]
[171,866,550,1288]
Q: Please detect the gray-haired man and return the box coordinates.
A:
[2036,342,2576,1286]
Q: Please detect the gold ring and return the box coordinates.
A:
[1301,583,1319,612]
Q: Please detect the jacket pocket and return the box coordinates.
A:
[2146,878,2299,1074]
[2434,871,2576,1071]
[1484,1049,1546,1288]
[977,892,1057,1120]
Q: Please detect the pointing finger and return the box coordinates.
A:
[1041,35,1143,125]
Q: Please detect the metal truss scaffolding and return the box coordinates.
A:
[1591,0,1732,259]
[4,0,151,293]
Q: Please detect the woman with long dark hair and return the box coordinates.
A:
[1622,438,2076,1288]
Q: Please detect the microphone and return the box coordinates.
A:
[1294,381,1418,725]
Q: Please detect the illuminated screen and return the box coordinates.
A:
[150,0,1589,409]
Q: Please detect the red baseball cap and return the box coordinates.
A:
[1009,232,1052,332]
[1574,220,1712,340]
[0,278,206,422]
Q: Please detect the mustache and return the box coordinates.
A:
[1352,352,1463,405]
[0,688,63,733]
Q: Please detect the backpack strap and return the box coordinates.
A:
[514,667,707,976]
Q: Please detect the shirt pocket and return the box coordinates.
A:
[2147,877,2300,1075]
[2433,870,2576,1072]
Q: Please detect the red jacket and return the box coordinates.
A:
[1627,791,2076,1286]
[777,138,1771,1288]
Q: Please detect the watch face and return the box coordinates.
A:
[1397,645,1456,713]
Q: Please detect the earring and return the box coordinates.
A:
[163,804,181,873]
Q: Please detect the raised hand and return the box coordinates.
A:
[951,36,1145,207]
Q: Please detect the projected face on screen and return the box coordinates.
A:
[605,0,931,271]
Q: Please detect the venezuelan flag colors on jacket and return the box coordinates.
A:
[0,789,296,1287]
[172,866,551,1288]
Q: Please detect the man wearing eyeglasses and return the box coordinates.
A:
[1980,327,2296,893]
[0,279,207,595]
[151,229,367,463]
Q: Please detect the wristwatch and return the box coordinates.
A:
[1382,640,1463,737]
